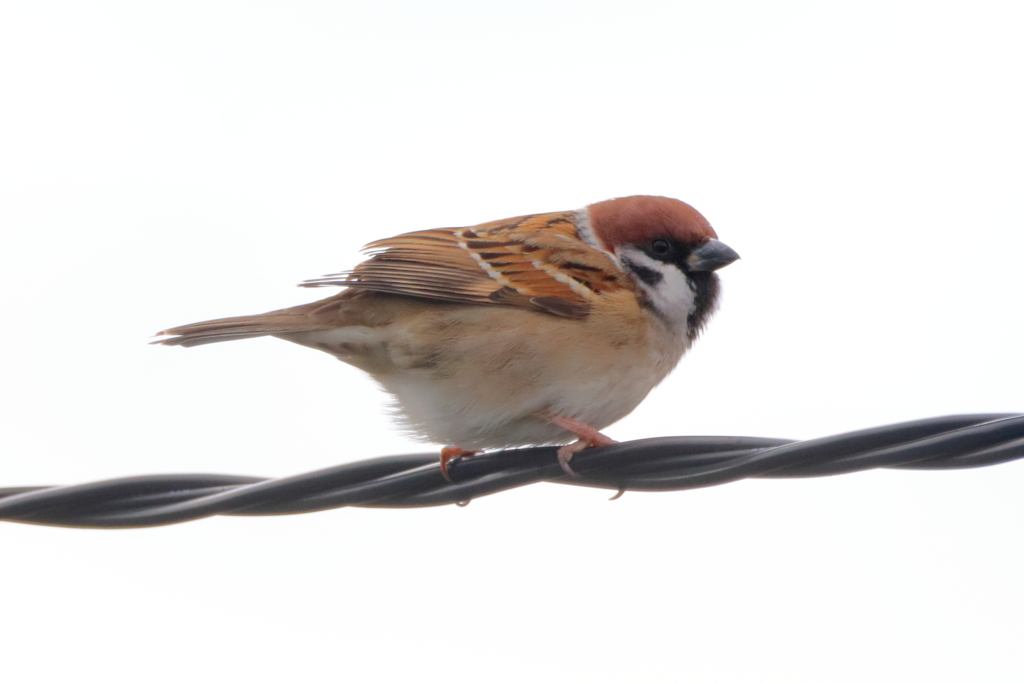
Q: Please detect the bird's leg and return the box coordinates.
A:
[439,446,480,483]
[545,414,618,476]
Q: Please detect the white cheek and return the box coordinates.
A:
[618,246,697,332]
[651,264,697,326]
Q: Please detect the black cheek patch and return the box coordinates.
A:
[623,259,664,287]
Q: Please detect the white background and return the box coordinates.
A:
[2,1,1023,681]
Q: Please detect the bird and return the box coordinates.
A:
[155,195,739,480]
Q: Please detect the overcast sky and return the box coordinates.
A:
[2,2,1023,681]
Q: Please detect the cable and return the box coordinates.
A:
[1,413,1022,529]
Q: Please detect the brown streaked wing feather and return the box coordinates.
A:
[300,212,631,319]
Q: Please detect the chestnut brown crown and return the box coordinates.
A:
[587,195,717,251]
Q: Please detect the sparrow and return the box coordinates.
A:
[156,195,739,479]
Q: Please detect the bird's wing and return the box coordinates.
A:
[301,211,631,319]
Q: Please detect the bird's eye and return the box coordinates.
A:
[649,238,674,258]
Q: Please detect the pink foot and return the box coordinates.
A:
[545,414,618,476]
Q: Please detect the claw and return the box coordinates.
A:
[439,446,479,483]
[556,440,586,476]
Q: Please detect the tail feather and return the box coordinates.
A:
[154,300,340,348]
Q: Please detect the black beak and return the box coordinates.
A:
[686,238,740,272]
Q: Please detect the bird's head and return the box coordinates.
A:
[585,195,739,340]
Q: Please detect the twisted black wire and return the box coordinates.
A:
[2,414,1022,529]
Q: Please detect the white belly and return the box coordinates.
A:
[379,349,670,449]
